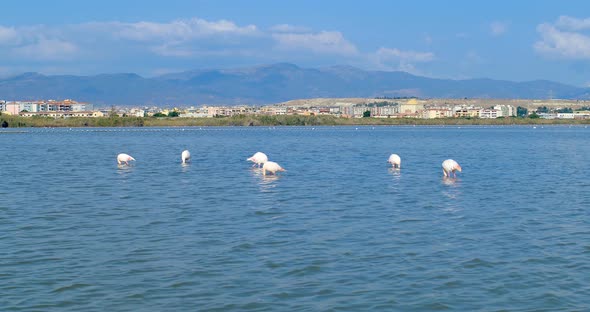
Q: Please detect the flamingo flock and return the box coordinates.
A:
[247,152,285,176]
[117,150,460,179]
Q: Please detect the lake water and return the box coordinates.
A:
[1,126,589,311]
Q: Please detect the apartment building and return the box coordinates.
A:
[421,107,453,119]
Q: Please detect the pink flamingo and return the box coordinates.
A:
[442,159,462,178]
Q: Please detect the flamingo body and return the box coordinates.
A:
[117,153,135,165]
[181,150,191,164]
[262,161,285,176]
[388,154,401,168]
[442,159,462,178]
[247,152,268,168]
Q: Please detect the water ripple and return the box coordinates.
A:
[1,126,590,311]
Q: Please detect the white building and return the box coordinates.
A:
[557,113,575,119]
[127,109,145,117]
[370,105,398,117]
[352,105,369,117]
[71,103,94,111]
[4,102,22,115]
[539,113,557,119]
[479,109,500,118]
[421,107,453,119]
[19,101,40,112]
[494,105,516,117]
[271,107,287,115]
[454,106,481,118]
[399,99,423,114]
[329,106,341,114]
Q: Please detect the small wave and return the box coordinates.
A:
[461,258,495,268]
[284,265,322,277]
[422,302,453,310]
[169,281,196,288]
[398,219,429,223]
[52,283,92,293]
[232,242,254,251]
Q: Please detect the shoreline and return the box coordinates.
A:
[1,115,589,128]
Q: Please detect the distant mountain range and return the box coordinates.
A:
[1,63,589,106]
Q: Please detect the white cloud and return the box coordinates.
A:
[0,18,261,60]
[465,51,484,63]
[535,17,590,59]
[0,25,78,60]
[112,18,258,42]
[0,17,399,73]
[14,38,78,60]
[151,44,267,58]
[0,66,12,77]
[375,47,434,62]
[555,16,590,31]
[372,47,435,73]
[458,50,485,70]
[0,18,362,63]
[269,24,311,33]
[272,31,358,55]
[95,20,360,58]
[490,21,508,36]
[0,26,18,44]
[151,42,194,57]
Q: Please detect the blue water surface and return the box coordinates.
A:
[1,126,589,311]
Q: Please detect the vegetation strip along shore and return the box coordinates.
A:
[1,114,589,128]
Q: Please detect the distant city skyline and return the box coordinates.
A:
[2,0,590,86]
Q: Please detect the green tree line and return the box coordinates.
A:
[1,114,590,128]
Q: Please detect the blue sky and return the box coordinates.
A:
[2,0,590,86]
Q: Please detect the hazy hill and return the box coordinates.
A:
[0,63,587,106]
